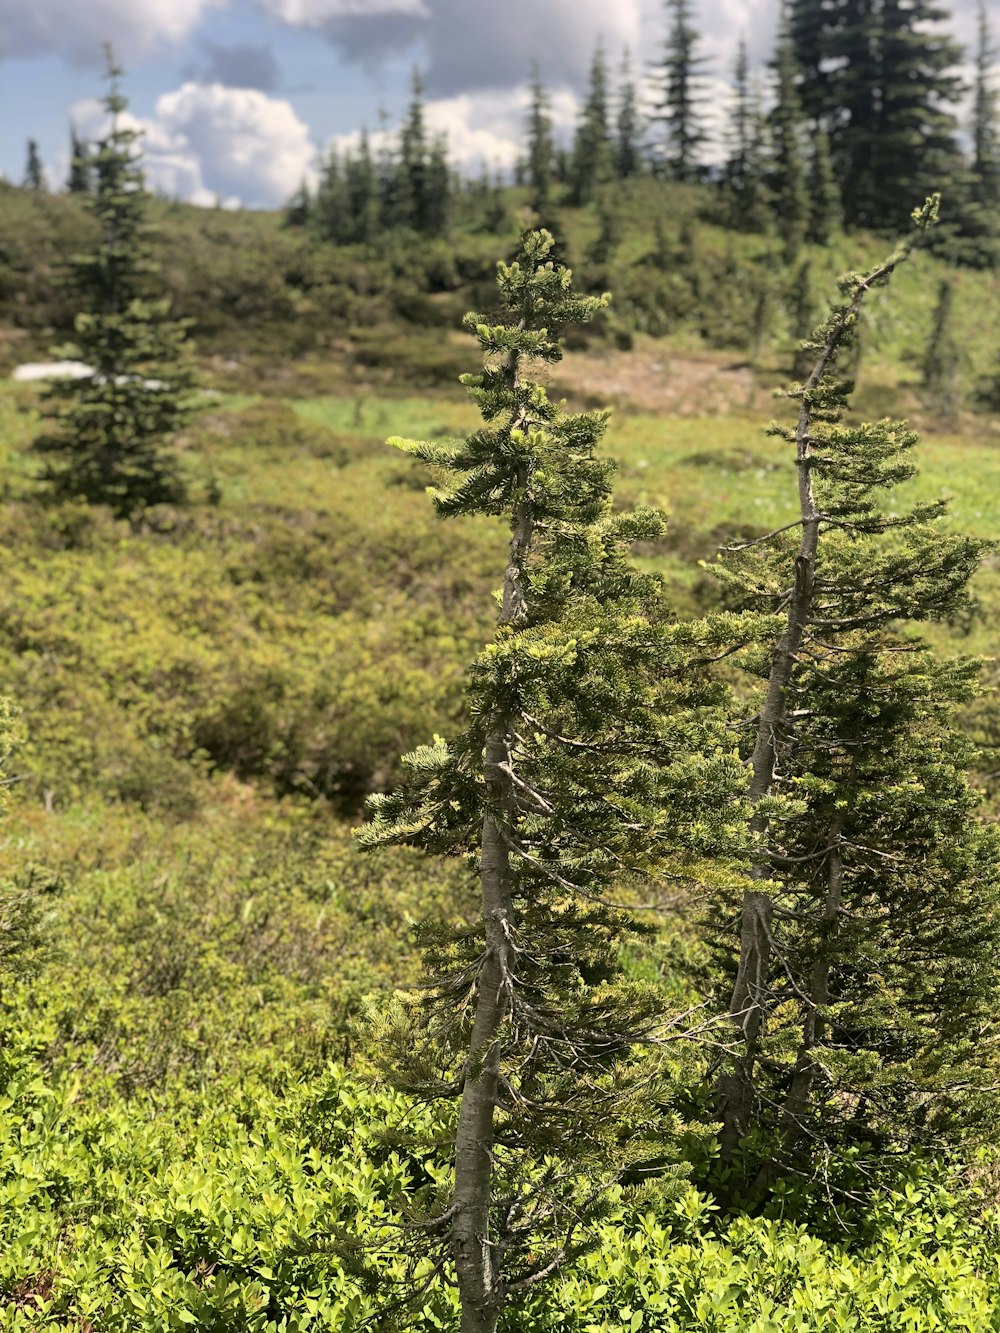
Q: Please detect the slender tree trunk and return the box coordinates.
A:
[451,469,532,1333]
[717,253,897,1164]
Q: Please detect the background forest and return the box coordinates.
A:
[2,0,1000,1328]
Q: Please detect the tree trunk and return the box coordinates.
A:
[451,474,532,1333]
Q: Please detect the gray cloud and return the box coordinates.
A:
[187,40,282,90]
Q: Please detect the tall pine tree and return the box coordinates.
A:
[768,9,810,263]
[722,39,770,232]
[651,0,710,182]
[34,48,193,515]
[67,126,92,194]
[615,49,643,179]
[570,45,614,204]
[790,0,965,228]
[526,64,554,212]
[712,199,1000,1197]
[359,230,754,1333]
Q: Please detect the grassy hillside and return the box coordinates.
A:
[3,185,1000,1327]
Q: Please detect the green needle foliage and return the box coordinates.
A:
[359,230,755,1333]
[34,48,194,517]
[712,197,1000,1201]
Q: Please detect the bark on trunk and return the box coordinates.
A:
[451,466,532,1333]
[719,255,908,1166]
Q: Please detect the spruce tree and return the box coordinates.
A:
[398,69,430,231]
[23,139,46,191]
[315,145,348,242]
[526,65,554,213]
[791,0,965,229]
[921,276,961,420]
[972,0,1000,201]
[768,9,809,264]
[344,130,380,241]
[33,49,193,516]
[615,49,643,179]
[569,44,614,205]
[358,230,753,1333]
[67,127,92,194]
[651,0,710,182]
[722,40,770,232]
[806,131,842,244]
[713,199,1000,1194]
[284,179,312,229]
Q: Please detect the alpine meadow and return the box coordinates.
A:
[4,1,1000,1329]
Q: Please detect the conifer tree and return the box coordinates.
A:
[768,10,809,263]
[790,0,965,228]
[397,68,430,231]
[961,0,1000,257]
[526,65,554,212]
[651,0,710,182]
[713,199,1000,1193]
[972,0,1000,201]
[67,126,92,194]
[315,145,349,242]
[359,231,753,1333]
[615,49,643,179]
[34,49,193,516]
[921,277,961,420]
[806,131,841,244]
[722,40,770,232]
[23,139,46,191]
[344,129,380,241]
[284,179,312,228]
[570,44,614,205]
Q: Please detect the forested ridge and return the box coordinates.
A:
[1,6,1000,1330]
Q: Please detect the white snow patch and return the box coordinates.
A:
[13,361,93,382]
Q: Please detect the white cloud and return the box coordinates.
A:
[330,84,579,175]
[260,0,428,20]
[72,83,318,208]
[0,0,219,64]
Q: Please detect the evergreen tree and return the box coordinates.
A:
[525,65,554,212]
[921,277,961,420]
[33,49,193,516]
[768,9,810,263]
[615,49,643,179]
[284,179,312,228]
[424,133,452,236]
[972,0,1000,200]
[344,129,380,241]
[790,0,965,229]
[315,145,348,242]
[358,230,753,1333]
[397,68,430,231]
[723,41,770,232]
[23,139,46,191]
[570,44,614,205]
[806,131,841,244]
[713,199,1000,1194]
[650,0,710,182]
[788,256,815,376]
[67,126,92,194]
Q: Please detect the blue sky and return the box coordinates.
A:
[0,0,986,208]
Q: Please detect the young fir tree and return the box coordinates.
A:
[615,48,643,179]
[921,277,961,420]
[713,198,1000,1196]
[67,126,92,194]
[525,65,555,213]
[651,0,710,182]
[33,49,193,516]
[722,38,770,232]
[23,139,46,191]
[806,131,842,244]
[768,9,810,264]
[358,230,754,1333]
[569,44,614,205]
